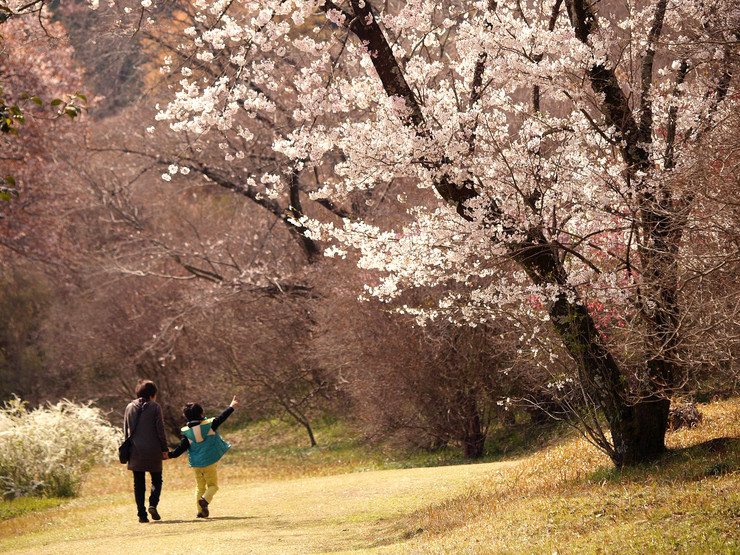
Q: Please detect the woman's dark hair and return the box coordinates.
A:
[183,402,204,421]
[135,379,158,400]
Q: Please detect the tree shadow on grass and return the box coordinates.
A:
[668,437,739,478]
[676,436,738,455]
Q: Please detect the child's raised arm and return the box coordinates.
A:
[211,399,237,432]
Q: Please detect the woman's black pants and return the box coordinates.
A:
[132,471,162,519]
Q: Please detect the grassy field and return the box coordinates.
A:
[0,398,737,554]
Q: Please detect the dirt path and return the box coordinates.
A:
[1,460,514,554]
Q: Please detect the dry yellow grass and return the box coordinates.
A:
[401,397,740,554]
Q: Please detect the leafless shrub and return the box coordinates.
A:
[669,402,703,431]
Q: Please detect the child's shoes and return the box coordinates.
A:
[198,497,209,518]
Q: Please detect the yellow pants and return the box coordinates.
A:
[193,462,219,513]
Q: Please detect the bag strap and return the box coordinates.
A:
[127,402,144,438]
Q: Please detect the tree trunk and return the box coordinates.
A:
[287,409,318,447]
[611,396,670,466]
[545,285,670,466]
[458,389,486,459]
[462,428,486,459]
[303,420,317,448]
[280,401,318,447]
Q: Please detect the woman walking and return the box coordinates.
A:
[123,379,169,522]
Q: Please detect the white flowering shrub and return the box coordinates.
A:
[0,398,121,499]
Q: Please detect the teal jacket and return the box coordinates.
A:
[169,406,233,467]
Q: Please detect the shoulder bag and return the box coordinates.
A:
[118,404,142,464]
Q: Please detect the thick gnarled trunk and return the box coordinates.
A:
[544,270,670,466]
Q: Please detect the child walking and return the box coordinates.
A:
[168,395,238,518]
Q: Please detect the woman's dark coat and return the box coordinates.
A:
[123,398,168,472]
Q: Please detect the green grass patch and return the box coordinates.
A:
[220,411,570,481]
[0,496,66,520]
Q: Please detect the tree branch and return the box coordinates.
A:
[638,0,668,142]
[564,0,648,172]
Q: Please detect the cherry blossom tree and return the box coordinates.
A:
[86,0,354,266]
[93,0,738,466]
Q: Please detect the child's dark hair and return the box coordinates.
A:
[183,402,204,421]
[135,379,157,400]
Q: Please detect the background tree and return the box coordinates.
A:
[0,8,89,405]
[309,264,547,458]
[0,267,52,402]
[0,12,85,262]
[194,291,330,447]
